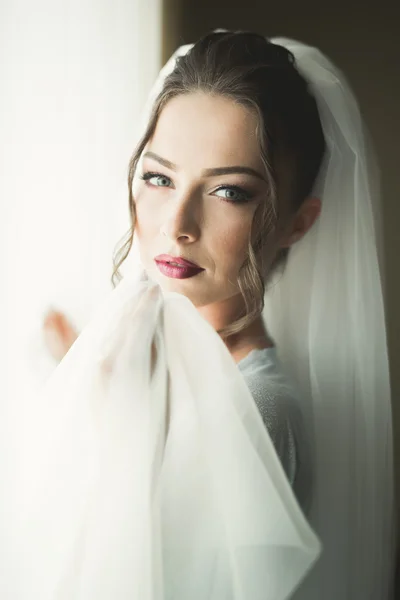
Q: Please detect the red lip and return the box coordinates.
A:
[155,263,203,279]
[154,254,203,269]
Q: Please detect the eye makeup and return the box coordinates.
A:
[139,170,256,205]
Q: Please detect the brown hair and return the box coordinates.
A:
[112,30,326,337]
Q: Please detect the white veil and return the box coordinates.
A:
[263,38,394,600]
[139,34,395,598]
[1,34,393,600]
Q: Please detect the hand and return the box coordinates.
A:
[43,310,79,362]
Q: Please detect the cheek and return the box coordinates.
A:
[134,195,159,242]
[209,209,254,274]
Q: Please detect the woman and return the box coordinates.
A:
[44,32,322,510]
[33,30,392,599]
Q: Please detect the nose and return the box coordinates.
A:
[160,193,201,243]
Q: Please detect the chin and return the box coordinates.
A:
[145,263,238,307]
[147,272,210,306]
[159,280,207,305]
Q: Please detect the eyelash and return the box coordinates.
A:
[139,171,253,204]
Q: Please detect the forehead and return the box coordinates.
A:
[148,92,263,170]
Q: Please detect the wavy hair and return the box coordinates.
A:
[112,30,325,337]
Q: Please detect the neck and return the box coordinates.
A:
[197,294,274,364]
[225,316,273,363]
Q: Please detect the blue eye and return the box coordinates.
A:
[140,172,252,204]
[140,171,172,188]
[213,186,251,204]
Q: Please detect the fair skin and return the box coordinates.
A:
[134,92,320,361]
[43,92,320,364]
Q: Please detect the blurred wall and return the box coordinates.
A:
[162,0,399,587]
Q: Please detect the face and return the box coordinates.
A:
[133,92,271,309]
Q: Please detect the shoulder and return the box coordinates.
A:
[237,347,301,441]
[238,348,311,511]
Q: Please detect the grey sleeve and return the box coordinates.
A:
[241,374,298,487]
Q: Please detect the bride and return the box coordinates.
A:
[16,29,393,600]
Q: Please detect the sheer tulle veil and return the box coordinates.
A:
[0,33,393,600]
[139,33,395,599]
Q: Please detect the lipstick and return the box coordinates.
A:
[154,255,204,280]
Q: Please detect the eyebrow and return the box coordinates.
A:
[143,151,266,182]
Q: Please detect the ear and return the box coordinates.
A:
[280,196,322,248]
